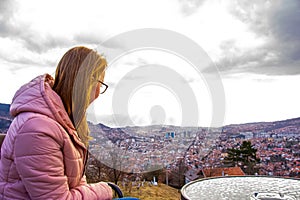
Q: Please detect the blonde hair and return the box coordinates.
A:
[53,46,107,146]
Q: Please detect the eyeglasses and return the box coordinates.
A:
[97,80,108,94]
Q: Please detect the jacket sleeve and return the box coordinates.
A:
[14,117,112,200]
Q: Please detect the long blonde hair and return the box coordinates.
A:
[53,46,107,146]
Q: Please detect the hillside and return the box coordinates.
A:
[0,103,10,117]
[2,102,300,135]
[222,117,300,135]
[0,103,12,133]
[117,183,180,200]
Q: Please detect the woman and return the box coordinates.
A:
[0,46,113,199]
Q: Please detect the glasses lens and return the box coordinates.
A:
[97,80,108,94]
[100,83,107,94]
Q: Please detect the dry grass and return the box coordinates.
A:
[115,183,181,200]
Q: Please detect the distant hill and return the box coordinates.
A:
[0,103,10,118]
[1,102,300,136]
[222,117,300,135]
[0,103,12,133]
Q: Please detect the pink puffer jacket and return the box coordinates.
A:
[0,74,112,200]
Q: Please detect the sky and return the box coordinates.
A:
[0,0,300,128]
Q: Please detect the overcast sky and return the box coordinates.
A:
[1,0,300,127]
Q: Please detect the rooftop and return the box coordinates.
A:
[202,166,245,177]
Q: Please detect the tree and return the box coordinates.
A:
[223,147,242,167]
[105,151,127,185]
[240,141,260,174]
[223,141,260,175]
[168,158,187,188]
[86,148,128,185]
[86,152,108,183]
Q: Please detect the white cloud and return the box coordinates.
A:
[223,74,300,125]
[1,0,300,126]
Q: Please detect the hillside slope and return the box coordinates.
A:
[118,183,181,200]
[0,103,12,133]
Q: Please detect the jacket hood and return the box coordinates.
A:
[10,74,76,133]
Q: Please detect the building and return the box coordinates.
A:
[241,132,254,139]
[184,167,245,183]
[202,166,245,178]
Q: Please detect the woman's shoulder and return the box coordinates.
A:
[14,112,68,144]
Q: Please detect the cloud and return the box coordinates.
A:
[0,0,24,41]
[177,0,207,16]
[2,0,299,77]
[272,5,299,39]
[216,40,300,76]
[74,33,105,46]
[21,33,72,54]
[0,0,73,65]
[0,35,70,69]
[269,1,300,60]
[218,0,300,76]
[0,1,110,56]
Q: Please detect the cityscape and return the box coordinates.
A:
[1,102,299,182]
[87,116,300,183]
[1,103,300,198]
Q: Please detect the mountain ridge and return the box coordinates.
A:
[1,103,300,135]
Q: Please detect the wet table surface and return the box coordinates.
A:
[181,176,300,200]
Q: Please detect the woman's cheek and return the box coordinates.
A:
[95,84,101,99]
